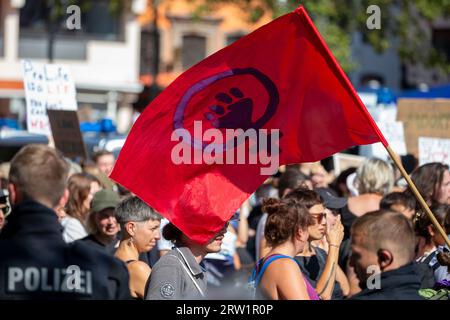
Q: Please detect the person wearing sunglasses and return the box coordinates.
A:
[284,187,346,300]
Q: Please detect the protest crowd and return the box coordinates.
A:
[0,3,449,303]
[0,143,449,300]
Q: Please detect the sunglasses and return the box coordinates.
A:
[309,212,327,224]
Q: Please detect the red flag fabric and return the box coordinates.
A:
[110,6,387,244]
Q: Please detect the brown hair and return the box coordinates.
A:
[351,210,416,263]
[162,222,183,244]
[409,162,449,206]
[414,204,450,244]
[92,150,114,164]
[65,173,100,223]
[278,169,310,198]
[283,186,323,209]
[9,144,69,207]
[380,192,416,211]
[263,198,311,247]
[437,252,450,268]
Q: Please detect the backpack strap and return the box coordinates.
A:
[423,251,442,272]
[422,251,436,265]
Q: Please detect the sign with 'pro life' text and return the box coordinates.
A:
[22,60,78,135]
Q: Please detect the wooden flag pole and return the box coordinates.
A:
[386,146,450,248]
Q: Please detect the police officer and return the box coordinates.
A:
[146,222,227,300]
[0,144,130,299]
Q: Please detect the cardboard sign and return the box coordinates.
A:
[418,137,450,167]
[22,60,77,135]
[397,99,450,157]
[47,110,87,159]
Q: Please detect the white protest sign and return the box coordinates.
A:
[418,137,450,167]
[358,92,378,110]
[333,153,365,176]
[22,60,77,135]
[359,121,407,160]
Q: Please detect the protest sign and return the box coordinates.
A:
[418,137,450,167]
[47,110,87,159]
[359,121,407,161]
[358,92,378,110]
[22,60,78,135]
[397,99,450,157]
[333,153,365,175]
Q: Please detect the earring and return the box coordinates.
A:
[128,237,134,246]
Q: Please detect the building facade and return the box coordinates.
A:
[0,0,145,133]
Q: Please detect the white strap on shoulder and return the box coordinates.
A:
[174,255,205,297]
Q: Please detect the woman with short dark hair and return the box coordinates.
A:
[115,196,162,299]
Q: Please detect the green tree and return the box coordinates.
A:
[202,0,450,75]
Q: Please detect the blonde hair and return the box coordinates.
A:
[356,158,394,195]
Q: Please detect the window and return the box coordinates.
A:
[82,0,122,40]
[359,74,385,88]
[433,28,450,62]
[19,0,122,39]
[18,0,124,60]
[182,34,206,70]
[140,29,159,75]
[226,33,244,46]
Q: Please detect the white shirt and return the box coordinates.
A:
[157,218,173,251]
[60,217,88,243]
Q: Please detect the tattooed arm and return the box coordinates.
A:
[316,217,344,300]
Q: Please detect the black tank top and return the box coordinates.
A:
[126,260,151,299]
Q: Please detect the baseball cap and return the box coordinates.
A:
[91,189,120,213]
[315,188,347,210]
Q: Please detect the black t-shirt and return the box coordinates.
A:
[295,247,344,300]
[340,204,357,241]
[78,234,119,255]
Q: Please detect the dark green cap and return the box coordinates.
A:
[91,189,120,213]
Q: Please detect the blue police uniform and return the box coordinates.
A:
[0,200,130,299]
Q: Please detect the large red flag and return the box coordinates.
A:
[111,6,388,244]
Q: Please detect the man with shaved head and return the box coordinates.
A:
[349,210,423,300]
